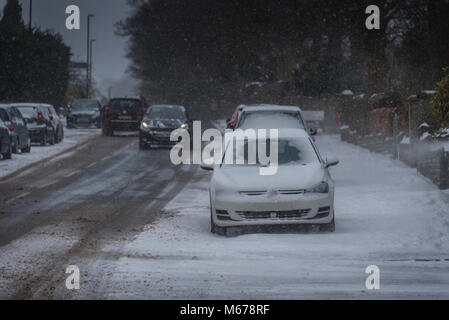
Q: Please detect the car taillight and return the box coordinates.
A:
[136,109,146,116]
[103,108,115,115]
[37,111,44,123]
[6,121,14,132]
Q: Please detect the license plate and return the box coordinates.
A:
[119,115,132,120]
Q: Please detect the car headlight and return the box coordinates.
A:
[140,121,150,131]
[180,123,189,129]
[305,181,329,193]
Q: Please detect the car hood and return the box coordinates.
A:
[213,162,324,191]
[144,118,185,129]
[70,110,98,117]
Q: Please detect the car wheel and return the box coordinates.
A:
[22,137,31,153]
[41,133,47,146]
[11,137,18,154]
[3,144,12,159]
[49,132,55,145]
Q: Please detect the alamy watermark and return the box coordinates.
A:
[169,121,279,176]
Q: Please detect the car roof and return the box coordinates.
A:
[11,103,40,107]
[0,104,11,109]
[233,128,309,140]
[240,104,302,113]
[149,104,185,108]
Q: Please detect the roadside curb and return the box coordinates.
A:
[0,135,99,182]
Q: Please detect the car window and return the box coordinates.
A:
[238,112,306,130]
[11,107,23,120]
[109,99,142,109]
[0,109,10,121]
[224,136,319,166]
[147,105,186,120]
[72,99,99,111]
[16,107,38,120]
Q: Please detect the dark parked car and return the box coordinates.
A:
[102,96,147,136]
[41,104,64,143]
[0,104,31,153]
[67,99,102,129]
[15,104,55,146]
[0,118,12,159]
[139,105,191,149]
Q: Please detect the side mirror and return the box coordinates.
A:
[49,116,54,121]
[325,157,339,168]
[308,127,317,136]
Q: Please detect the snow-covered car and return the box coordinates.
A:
[67,99,102,129]
[139,105,191,149]
[236,105,317,137]
[202,128,339,235]
[14,104,55,146]
[0,104,31,153]
[0,118,12,159]
[41,104,64,143]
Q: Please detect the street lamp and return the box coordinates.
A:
[89,39,96,93]
[86,14,95,98]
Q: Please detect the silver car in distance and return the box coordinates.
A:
[202,129,339,236]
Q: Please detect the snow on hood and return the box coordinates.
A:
[213,162,324,191]
[144,118,184,129]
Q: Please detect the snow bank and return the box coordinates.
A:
[102,135,449,299]
[0,128,100,179]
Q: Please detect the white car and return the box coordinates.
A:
[202,129,338,236]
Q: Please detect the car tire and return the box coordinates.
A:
[139,139,147,150]
[59,127,64,142]
[40,133,47,146]
[22,137,31,153]
[11,137,18,154]
[3,144,12,159]
[49,132,55,145]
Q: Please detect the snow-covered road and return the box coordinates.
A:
[102,135,449,299]
[1,133,448,299]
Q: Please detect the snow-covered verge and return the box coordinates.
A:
[100,134,449,299]
[0,128,100,179]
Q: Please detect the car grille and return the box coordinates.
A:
[239,191,267,196]
[279,189,305,195]
[236,209,311,220]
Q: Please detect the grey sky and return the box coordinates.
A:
[0,0,137,96]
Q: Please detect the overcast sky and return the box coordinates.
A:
[0,0,138,96]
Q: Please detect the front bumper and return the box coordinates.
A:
[68,116,100,128]
[212,192,334,227]
[140,129,178,146]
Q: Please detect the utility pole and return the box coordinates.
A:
[89,39,96,94]
[29,0,32,29]
[86,14,95,98]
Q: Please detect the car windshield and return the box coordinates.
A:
[15,106,38,120]
[109,99,141,109]
[71,100,99,111]
[238,112,305,130]
[223,136,319,166]
[147,105,186,120]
